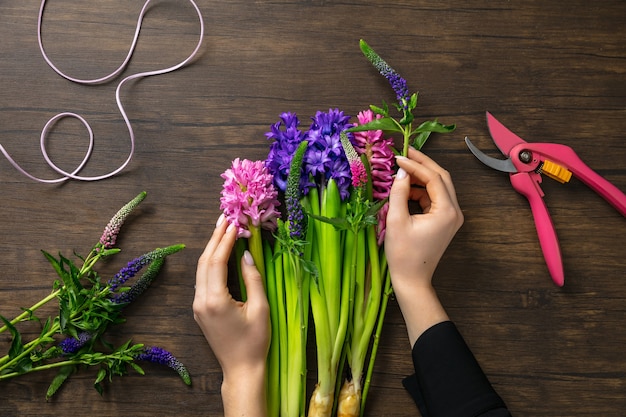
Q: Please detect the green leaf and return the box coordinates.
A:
[409,92,418,110]
[412,131,432,150]
[306,212,350,231]
[41,250,65,280]
[411,119,456,135]
[370,101,389,117]
[399,111,414,126]
[130,362,145,376]
[346,117,402,134]
[46,365,75,400]
[410,120,456,149]
[0,315,24,359]
[95,368,107,385]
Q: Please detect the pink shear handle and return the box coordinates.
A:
[510,173,565,286]
[527,143,626,216]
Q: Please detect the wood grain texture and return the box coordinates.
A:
[1,1,625,416]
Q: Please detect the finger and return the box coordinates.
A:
[196,216,237,295]
[407,148,461,209]
[240,250,268,313]
[395,155,455,210]
[386,164,412,227]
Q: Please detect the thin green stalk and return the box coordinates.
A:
[272,245,289,417]
[264,240,280,417]
[402,122,411,157]
[0,359,81,381]
[360,256,392,417]
[0,290,59,334]
[283,250,306,417]
[235,239,247,301]
[354,226,383,383]
[248,225,266,280]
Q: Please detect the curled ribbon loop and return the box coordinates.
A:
[0,0,204,183]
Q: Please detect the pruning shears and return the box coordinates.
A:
[465,112,626,287]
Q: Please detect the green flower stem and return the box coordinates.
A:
[235,239,247,301]
[360,256,392,417]
[0,359,81,381]
[321,180,342,334]
[0,290,59,335]
[402,122,411,157]
[347,226,376,393]
[283,249,307,417]
[271,244,290,417]
[248,224,266,281]
[264,240,280,417]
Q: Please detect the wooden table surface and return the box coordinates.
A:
[1,1,625,416]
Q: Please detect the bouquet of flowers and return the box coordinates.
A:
[0,192,189,399]
[219,40,455,417]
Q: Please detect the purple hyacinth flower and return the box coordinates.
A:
[265,112,307,192]
[304,109,354,200]
[135,346,191,385]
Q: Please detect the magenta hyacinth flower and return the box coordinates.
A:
[220,158,281,238]
[352,109,395,244]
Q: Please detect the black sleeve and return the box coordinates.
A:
[402,321,511,417]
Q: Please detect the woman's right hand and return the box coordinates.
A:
[384,148,464,344]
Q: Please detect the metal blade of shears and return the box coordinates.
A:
[464,137,517,173]
[486,111,527,156]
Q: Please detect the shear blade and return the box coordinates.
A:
[465,137,517,173]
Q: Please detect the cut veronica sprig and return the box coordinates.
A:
[0,193,187,398]
[0,192,146,335]
[347,39,456,156]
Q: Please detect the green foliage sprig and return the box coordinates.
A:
[0,192,188,399]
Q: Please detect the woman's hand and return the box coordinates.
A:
[384,148,464,345]
[193,215,270,416]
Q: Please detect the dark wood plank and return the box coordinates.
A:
[1,0,625,415]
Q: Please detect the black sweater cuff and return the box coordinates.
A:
[402,321,510,417]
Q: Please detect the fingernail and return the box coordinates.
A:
[226,222,236,233]
[216,213,225,227]
[395,155,408,161]
[396,167,407,180]
[243,250,255,266]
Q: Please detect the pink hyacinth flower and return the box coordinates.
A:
[352,110,395,244]
[220,158,281,238]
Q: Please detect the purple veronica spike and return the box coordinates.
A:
[107,245,185,292]
[359,40,410,110]
[135,346,191,385]
[110,258,164,304]
[59,332,92,355]
[99,192,147,249]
